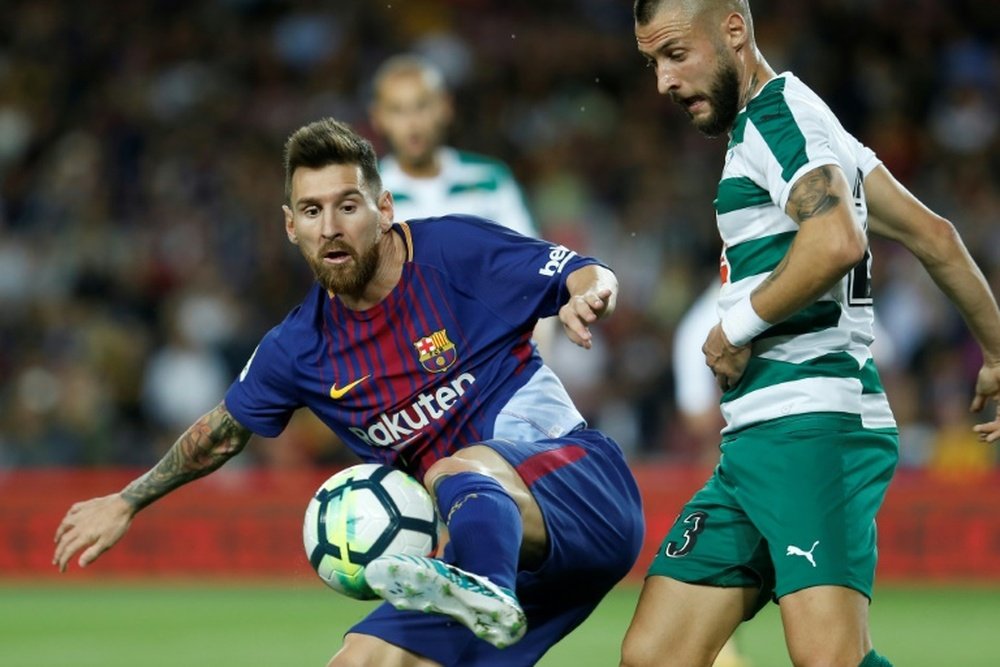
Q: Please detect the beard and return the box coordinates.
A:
[306,236,381,298]
[690,55,741,137]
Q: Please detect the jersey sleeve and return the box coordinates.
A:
[855,136,881,177]
[224,328,301,437]
[748,91,843,212]
[419,215,604,325]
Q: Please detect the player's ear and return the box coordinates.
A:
[283,204,298,244]
[724,11,749,51]
[441,93,455,126]
[378,190,395,226]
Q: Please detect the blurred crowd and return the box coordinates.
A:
[1,0,997,475]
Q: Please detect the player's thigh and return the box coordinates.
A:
[725,416,897,600]
[778,585,872,667]
[329,632,441,667]
[621,576,754,667]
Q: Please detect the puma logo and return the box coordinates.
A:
[786,540,820,567]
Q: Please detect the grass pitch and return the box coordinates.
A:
[1,581,998,666]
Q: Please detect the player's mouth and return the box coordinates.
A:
[321,248,354,265]
[681,95,709,116]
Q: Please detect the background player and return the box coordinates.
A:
[369,53,556,361]
[53,117,644,666]
[370,53,537,237]
[623,1,1000,666]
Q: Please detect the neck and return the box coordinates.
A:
[739,46,776,109]
[336,228,405,311]
[398,151,442,179]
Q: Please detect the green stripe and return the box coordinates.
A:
[728,112,748,149]
[757,301,841,340]
[722,351,864,402]
[726,231,795,282]
[860,357,884,394]
[715,177,772,214]
[448,179,498,195]
[747,78,808,182]
[456,150,505,168]
[391,191,413,202]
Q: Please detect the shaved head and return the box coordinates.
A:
[371,54,447,101]
[635,0,753,36]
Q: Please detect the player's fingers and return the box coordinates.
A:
[574,297,599,323]
[54,516,72,543]
[79,539,110,568]
[54,532,89,572]
[973,421,1000,443]
[970,394,985,413]
[564,317,592,348]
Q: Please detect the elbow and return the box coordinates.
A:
[917,215,962,266]
[829,228,868,277]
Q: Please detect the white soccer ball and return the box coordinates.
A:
[303,463,439,600]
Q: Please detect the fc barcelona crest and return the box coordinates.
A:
[413,329,458,374]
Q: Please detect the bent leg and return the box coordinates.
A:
[779,585,871,667]
[620,576,757,667]
[424,444,547,565]
[328,632,442,667]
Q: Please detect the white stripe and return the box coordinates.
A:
[716,207,797,247]
[720,377,862,433]
[754,327,859,364]
[861,393,897,430]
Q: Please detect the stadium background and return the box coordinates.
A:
[1,0,999,665]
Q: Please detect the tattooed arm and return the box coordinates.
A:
[748,164,868,325]
[704,164,867,389]
[53,402,252,571]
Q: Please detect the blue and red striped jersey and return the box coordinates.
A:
[225,215,604,478]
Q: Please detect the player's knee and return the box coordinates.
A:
[619,629,653,667]
[787,644,868,667]
[424,448,495,491]
[620,632,716,667]
[326,634,384,667]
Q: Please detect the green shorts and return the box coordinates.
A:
[647,413,898,614]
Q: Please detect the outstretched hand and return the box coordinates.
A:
[53,493,135,572]
[971,363,1000,443]
[703,322,752,392]
[559,288,613,349]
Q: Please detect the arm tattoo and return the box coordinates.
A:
[788,166,840,221]
[121,403,251,511]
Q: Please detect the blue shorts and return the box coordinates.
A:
[349,428,645,665]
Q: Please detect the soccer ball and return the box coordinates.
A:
[303,463,439,600]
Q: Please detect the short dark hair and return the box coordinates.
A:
[283,118,383,201]
[634,0,666,24]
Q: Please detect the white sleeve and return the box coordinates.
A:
[672,285,722,415]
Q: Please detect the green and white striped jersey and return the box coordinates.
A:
[715,73,896,434]
[380,147,538,238]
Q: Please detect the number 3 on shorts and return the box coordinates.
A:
[664,511,708,558]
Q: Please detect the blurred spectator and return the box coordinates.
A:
[0,0,996,469]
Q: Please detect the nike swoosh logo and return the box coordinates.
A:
[329,375,370,399]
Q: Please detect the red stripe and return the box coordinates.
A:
[515,445,587,486]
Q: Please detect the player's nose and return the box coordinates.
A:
[656,66,680,96]
[319,209,341,239]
